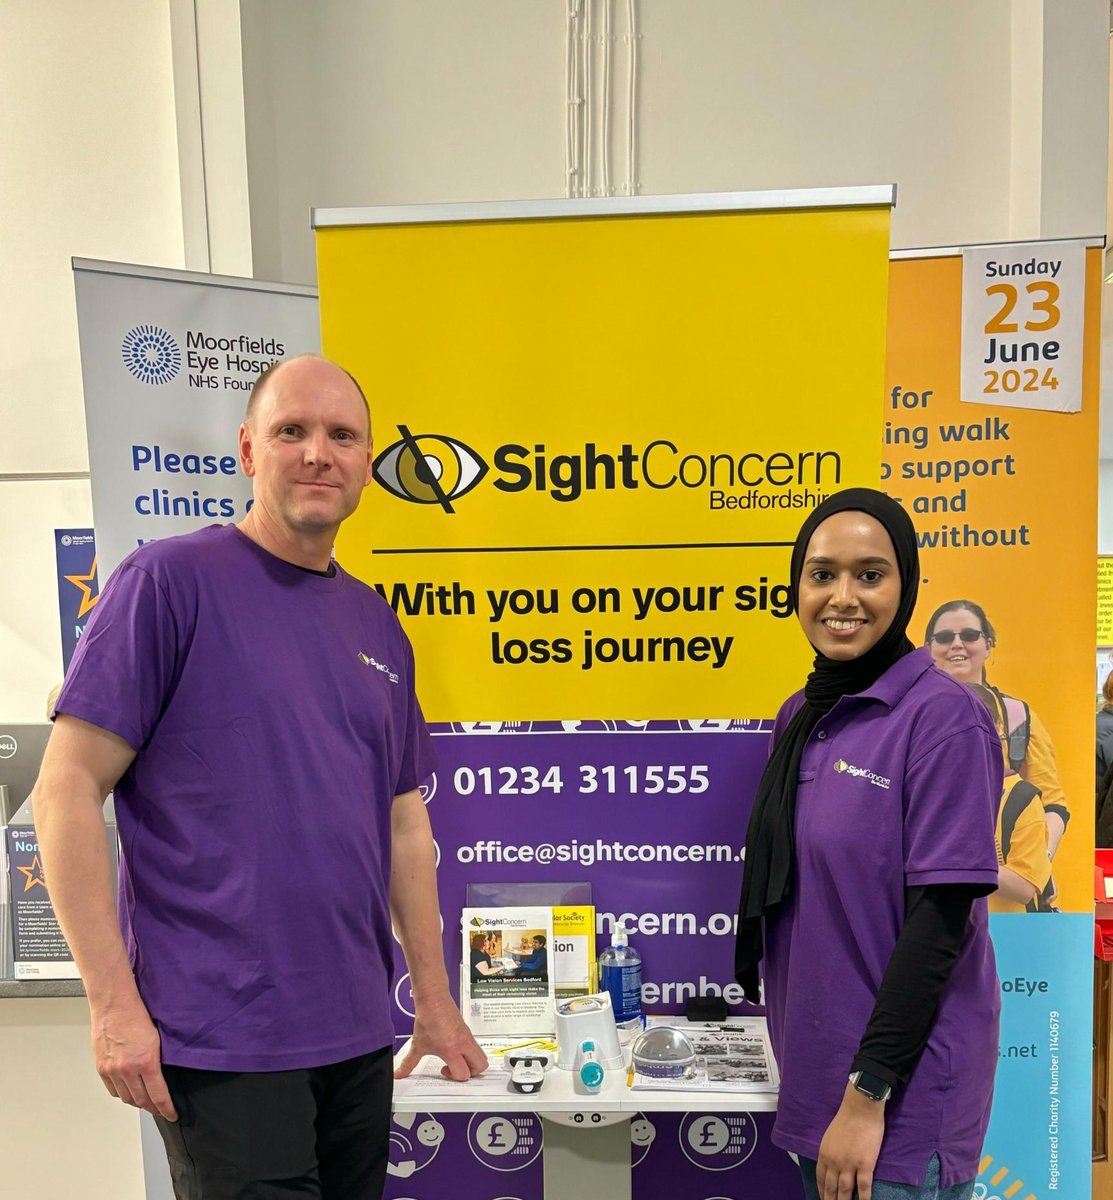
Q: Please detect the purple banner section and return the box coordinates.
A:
[632,1112,803,1199]
[390,721,772,1034]
[385,1111,544,1200]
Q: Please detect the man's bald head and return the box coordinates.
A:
[245,354,371,439]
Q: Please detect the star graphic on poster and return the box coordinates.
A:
[17,854,47,892]
[64,556,100,618]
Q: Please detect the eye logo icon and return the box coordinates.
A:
[374,426,487,513]
[121,325,182,385]
[834,759,848,773]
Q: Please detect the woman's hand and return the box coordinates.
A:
[816,1082,886,1200]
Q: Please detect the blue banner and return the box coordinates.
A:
[980,913,1092,1200]
[53,528,99,672]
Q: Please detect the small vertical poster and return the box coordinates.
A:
[552,904,596,999]
[1098,557,1113,645]
[961,240,1085,412]
[6,824,78,979]
[5,822,118,980]
[54,528,99,672]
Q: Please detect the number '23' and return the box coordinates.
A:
[984,281,1060,334]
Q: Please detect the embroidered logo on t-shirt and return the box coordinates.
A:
[358,651,399,684]
[833,758,891,790]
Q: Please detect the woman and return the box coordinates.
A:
[469,932,501,981]
[965,683,1051,913]
[924,599,1070,868]
[1097,672,1113,798]
[736,489,1001,1200]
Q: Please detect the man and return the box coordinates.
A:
[511,934,548,980]
[34,354,486,1198]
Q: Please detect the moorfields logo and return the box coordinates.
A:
[121,325,182,385]
[374,426,488,513]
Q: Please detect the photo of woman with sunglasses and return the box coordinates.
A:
[924,599,1069,909]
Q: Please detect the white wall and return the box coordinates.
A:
[639,2,1015,245]
[0,0,185,726]
[0,999,145,1198]
[240,1,1109,287]
[0,1,185,476]
[241,0,568,284]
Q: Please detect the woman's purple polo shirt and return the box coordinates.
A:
[762,647,1002,1188]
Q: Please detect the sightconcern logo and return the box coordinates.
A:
[834,758,891,789]
[372,425,840,514]
[374,427,488,513]
[121,325,182,385]
[357,651,399,684]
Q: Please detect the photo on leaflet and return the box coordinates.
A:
[468,927,550,993]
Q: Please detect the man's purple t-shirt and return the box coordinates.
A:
[56,525,435,1072]
[762,647,1002,1189]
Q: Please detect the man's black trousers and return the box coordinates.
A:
[154,1047,393,1199]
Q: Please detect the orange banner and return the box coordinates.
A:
[884,249,1099,913]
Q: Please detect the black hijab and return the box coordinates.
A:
[734,488,920,1003]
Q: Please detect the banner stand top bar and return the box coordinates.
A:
[71,257,318,299]
[892,233,1105,260]
[312,186,896,230]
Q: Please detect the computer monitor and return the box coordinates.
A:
[0,724,52,823]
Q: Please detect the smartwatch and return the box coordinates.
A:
[849,1069,892,1102]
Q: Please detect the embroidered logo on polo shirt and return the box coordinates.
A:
[833,759,891,790]
[358,651,399,684]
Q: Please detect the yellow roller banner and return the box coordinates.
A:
[317,197,891,720]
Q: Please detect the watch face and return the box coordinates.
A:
[851,1070,891,1101]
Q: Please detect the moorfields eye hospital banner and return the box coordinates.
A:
[315,189,893,1200]
[72,258,320,583]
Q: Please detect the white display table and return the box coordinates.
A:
[392,1038,777,1200]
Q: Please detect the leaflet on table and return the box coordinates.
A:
[462,906,556,1034]
[630,1016,779,1093]
[552,904,596,999]
[394,1035,557,1098]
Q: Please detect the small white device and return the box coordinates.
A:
[506,1050,551,1095]
[554,992,624,1071]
